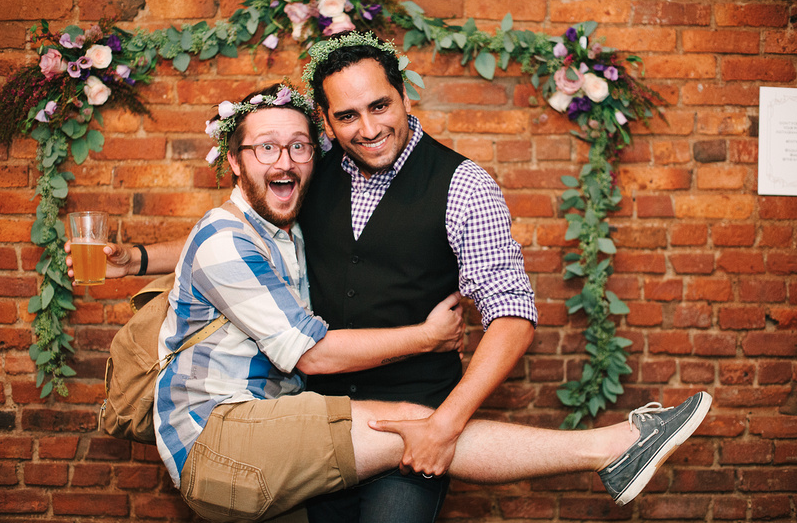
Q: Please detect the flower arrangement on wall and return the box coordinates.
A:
[0,0,662,428]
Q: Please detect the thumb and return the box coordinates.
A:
[368,419,401,434]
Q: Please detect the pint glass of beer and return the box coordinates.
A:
[68,211,108,286]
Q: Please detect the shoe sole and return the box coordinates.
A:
[615,391,713,506]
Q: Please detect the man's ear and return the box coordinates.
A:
[227,151,241,177]
[402,86,412,114]
[321,111,336,141]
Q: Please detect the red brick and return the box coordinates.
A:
[671,223,707,246]
[722,57,796,82]
[760,225,792,248]
[712,224,756,247]
[715,3,789,27]
[24,462,68,486]
[0,489,49,514]
[681,360,715,384]
[504,194,554,218]
[216,47,301,76]
[742,279,787,304]
[774,442,797,465]
[752,495,792,520]
[627,301,663,327]
[630,110,695,136]
[742,332,797,358]
[696,414,745,437]
[718,306,766,330]
[53,493,129,516]
[613,252,666,273]
[39,436,80,459]
[649,331,691,355]
[10,380,48,404]
[641,359,676,383]
[767,252,797,275]
[503,167,573,189]
[496,140,531,162]
[499,495,556,519]
[765,30,797,54]
[636,195,673,218]
[671,468,734,492]
[606,275,640,300]
[91,137,167,160]
[673,303,713,328]
[86,437,131,461]
[652,139,691,164]
[644,278,682,301]
[71,463,113,487]
[138,80,174,104]
[0,165,29,187]
[0,437,33,459]
[674,195,755,219]
[20,408,97,432]
[644,54,716,79]
[716,386,791,408]
[751,416,797,439]
[0,462,17,485]
[640,495,712,519]
[720,362,756,385]
[115,163,194,189]
[717,250,765,274]
[559,495,632,519]
[0,0,71,19]
[738,469,797,492]
[760,196,797,219]
[463,0,545,20]
[769,307,797,331]
[0,326,32,350]
[64,192,130,215]
[696,165,748,190]
[720,439,773,465]
[0,299,17,323]
[613,226,667,249]
[432,81,508,106]
[686,278,733,301]
[550,0,631,23]
[117,464,160,489]
[449,110,529,134]
[77,0,144,21]
[729,139,758,163]
[617,166,691,190]
[132,493,207,519]
[147,0,216,18]
[535,302,568,327]
[132,192,214,218]
[522,249,561,273]
[0,217,34,242]
[682,82,760,106]
[670,253,714,274]
[758,360,793,384]
[682,29,761,54]
[697,111,752,136]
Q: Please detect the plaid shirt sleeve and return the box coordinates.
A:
[447,160,538,329]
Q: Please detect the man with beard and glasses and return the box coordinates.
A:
[136,83,710,523]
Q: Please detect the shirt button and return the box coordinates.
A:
[346,289,356,298]
[349,384,357,394]
[351,256,359,264]
[347,322,354,328]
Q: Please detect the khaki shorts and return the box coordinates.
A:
[180,392,357,522]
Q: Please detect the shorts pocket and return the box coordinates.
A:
[183,442,272,522]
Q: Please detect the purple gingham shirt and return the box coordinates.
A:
[342,115,537,329]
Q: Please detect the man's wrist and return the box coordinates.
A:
[132,244,148,276]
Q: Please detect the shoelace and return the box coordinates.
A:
[627,402,674,430]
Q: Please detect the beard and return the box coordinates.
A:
[239,163,309,229]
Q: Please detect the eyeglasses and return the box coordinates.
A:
[238,142,316,165]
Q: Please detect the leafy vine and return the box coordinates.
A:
[1,1,662,427]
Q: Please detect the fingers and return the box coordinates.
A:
[367,419,398,434]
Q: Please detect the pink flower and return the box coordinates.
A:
[77,56,92,69]
[323,14,356,36]
[604,66,619,81]
[35,101,58,122]
[554,67,584,96]
[39,49,67,80]
[273,87,292,106]
[115,64,131,79]
[66,62,81,78]
[614,111,628,125]
[59,33,84,49]
[83,76,111,105]
[553,42,568,58]
[85,44,113,69]
[262,34,279,50]
[285,3,312,40]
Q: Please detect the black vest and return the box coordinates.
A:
[298,134,465,407]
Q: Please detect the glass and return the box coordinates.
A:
[68,211,108,286]
[238,142,315,164]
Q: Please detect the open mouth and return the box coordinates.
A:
[269,179,296,201]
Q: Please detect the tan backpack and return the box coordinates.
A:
[99,201,267,444]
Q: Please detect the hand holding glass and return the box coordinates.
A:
[68,211,108,286]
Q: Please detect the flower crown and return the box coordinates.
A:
[205,83,323,184]
[301,31,414,100]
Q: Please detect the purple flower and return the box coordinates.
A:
[553,42,568,58]
[361,4,382,20]
[604,66,619,81]
[593,63,606,72]
[59,34,76,48]
[66,61,81,78]
[270,0,279,6]
[105,34,122,52]
[273,87,292,106]
[262,34,279,49]
[567,96,592,120]
[317,15,332,30]
[35,100,58,122]
[565,27,578,42]
[115,64,131,79]
[77,56,92,69]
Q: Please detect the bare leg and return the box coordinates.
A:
[349,401,639,483]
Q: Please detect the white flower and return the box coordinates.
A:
[548,91,573,113]
[318,0,346,18]
[206,146,220,164]
[262,34,279,50]
[205,119,220,137]
[582,73,609,103]
[83,76,111,105]
[249,94,264,105]
[615,111,628,125]
[85,44,113,69]
[218,101,236,119]
[579,36,588,49]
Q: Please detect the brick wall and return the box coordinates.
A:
[1,1,796,521]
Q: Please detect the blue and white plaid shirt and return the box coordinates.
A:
[345,115,537,329]
[154,187,328,488]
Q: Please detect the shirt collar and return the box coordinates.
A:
[229,186,303,241]
[340,114,424,184]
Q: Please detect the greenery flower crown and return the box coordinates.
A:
[205,83,323,183]
[301,30,424,100]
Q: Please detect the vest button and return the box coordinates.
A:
[349,384,357,394]
[347,322,354,328]
[351,256,359,264]
[346,289,356,298]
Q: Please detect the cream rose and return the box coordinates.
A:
[285,3,312,40]
[83,76,111,105]
[582,73,609,103]
[548,91,574,113]
[318,0,346,18]
[85,44,113,69]
[323,15,356,36]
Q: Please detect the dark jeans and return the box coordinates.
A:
[306,469,449,523]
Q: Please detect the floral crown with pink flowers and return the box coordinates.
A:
[204,83,325,184]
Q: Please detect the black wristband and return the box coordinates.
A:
[134,244,148,276]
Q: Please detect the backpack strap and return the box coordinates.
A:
[151,200,273,374]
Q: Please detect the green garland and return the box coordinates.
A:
[1,1,662,429]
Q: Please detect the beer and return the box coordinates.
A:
[71,242,107,285]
